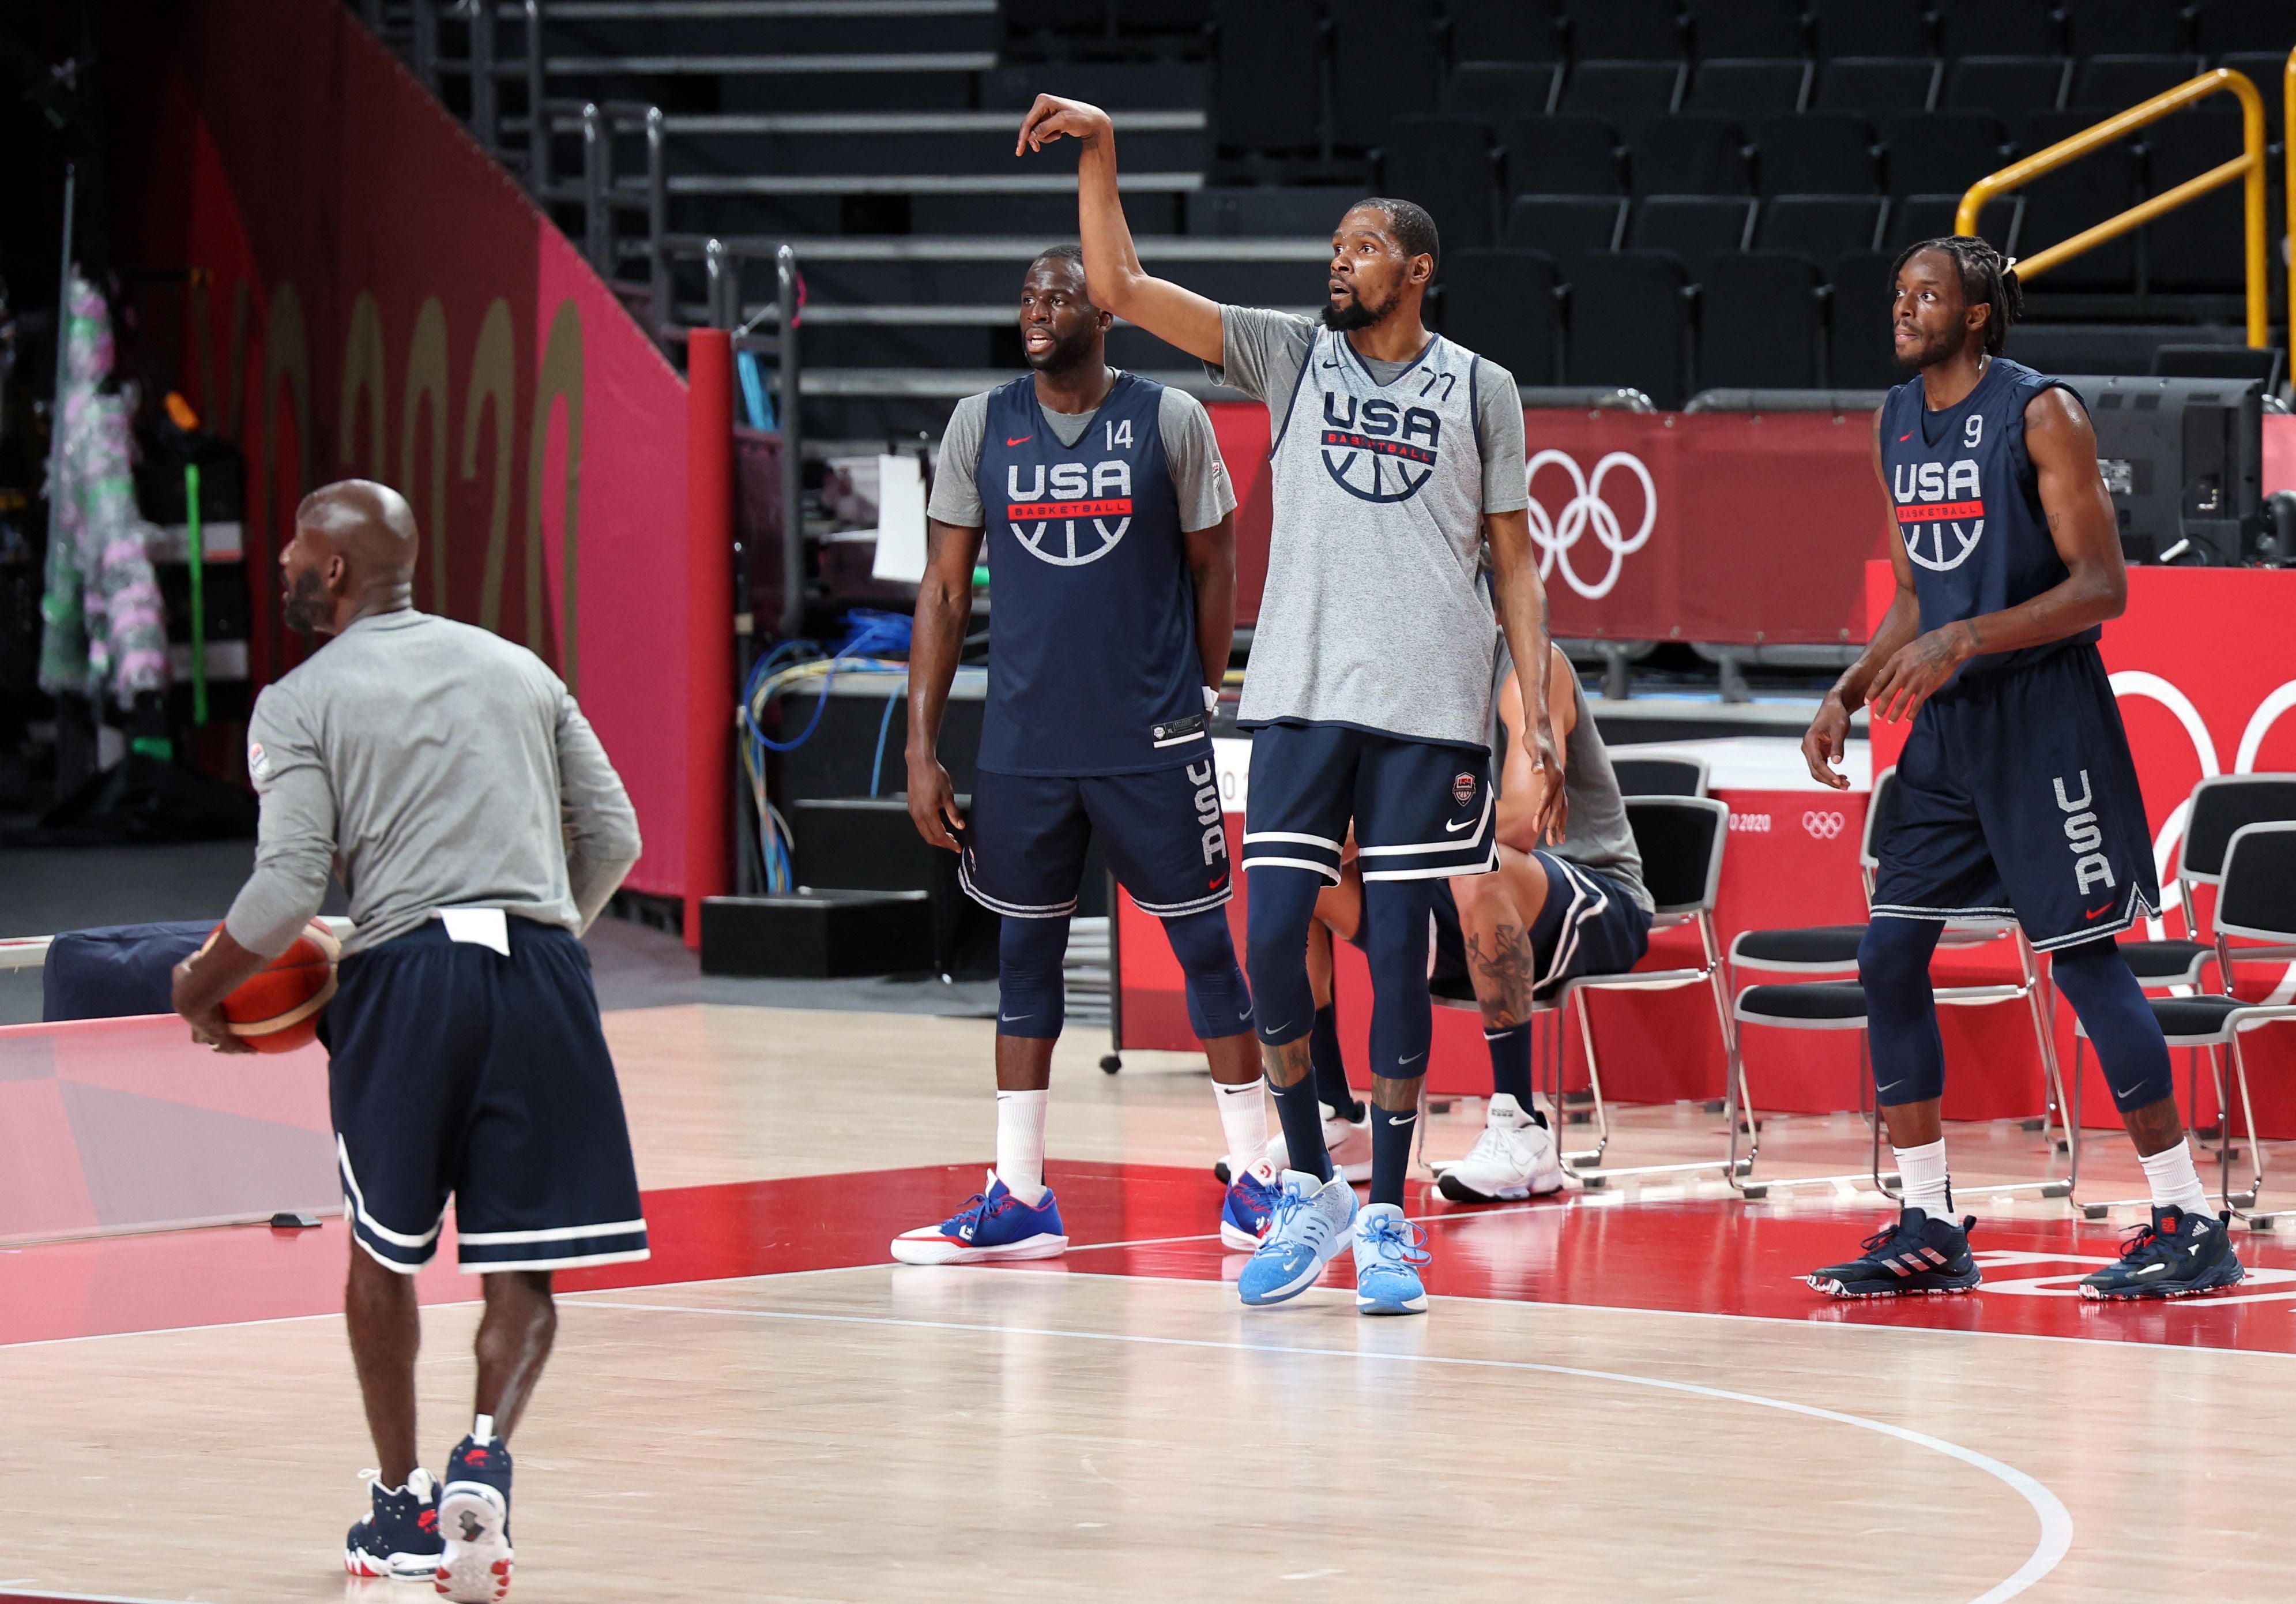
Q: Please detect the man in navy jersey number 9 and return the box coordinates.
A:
[1802,238,2242,1302]
[893,245,1277,1265]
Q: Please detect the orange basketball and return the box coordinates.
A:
[205,919,341,1054]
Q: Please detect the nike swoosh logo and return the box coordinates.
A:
[1000,1012,1028,1023]
[2132,1261,2169,1276]
[1388,1112,1417,1126]
[1006,435,1033,446]
[2084,903,2114,921]
[1399,1051,1426,1066]
[1263,1019,1295,1037]
[1898,432,1912,442]
[1445,817,1476,833]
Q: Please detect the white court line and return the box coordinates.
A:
[566,1296,2074,1603]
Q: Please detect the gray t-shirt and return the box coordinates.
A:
[1211,307,1529,516]
[225,611,642,957]
[1211,306,1528,749]
[1492,640,1651,914]
[929,375,1234,530]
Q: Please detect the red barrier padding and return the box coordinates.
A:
[685,331,736,948]
[1208,402,1891,643]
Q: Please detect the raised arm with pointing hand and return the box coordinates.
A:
[1016,95,1225,365]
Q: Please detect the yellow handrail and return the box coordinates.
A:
[1956,68,2268,350]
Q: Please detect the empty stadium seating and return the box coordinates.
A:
[393,0,2292,433]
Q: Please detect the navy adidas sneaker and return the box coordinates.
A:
[344,1467,441,1579]
[2079,1205,2245,1301]
[1806,1208,1981,1298]
[890,1171,1069,1265]
[436,1436,513,1602]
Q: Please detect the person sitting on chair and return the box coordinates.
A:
[1439,643,1654,1202]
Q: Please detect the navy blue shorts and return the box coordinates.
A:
[320,919,649,1275]
[959,758,1233,921]
[1523,851,1653,998]
[1870,644,2159,953]
[1241,722,1497,884]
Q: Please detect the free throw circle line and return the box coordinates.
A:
[569,1295,2072,1601]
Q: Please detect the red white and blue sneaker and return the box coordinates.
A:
[1806,1207,1981,1298]
[2079,1205,2245,1300]
[1219,1159,1283,1250]
[890,1171,1069,1265]
[436,1436,513,1602]
[344,1467,441,1579]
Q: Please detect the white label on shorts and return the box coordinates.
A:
[436,907,510,955]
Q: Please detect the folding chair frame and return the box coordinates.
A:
[1726,927,2076,1201]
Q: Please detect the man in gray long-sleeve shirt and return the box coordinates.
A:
[172,480,644,1602]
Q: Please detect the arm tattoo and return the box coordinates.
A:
[1465,921,1540,1029]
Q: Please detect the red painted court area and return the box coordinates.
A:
[10,1162,2296,1358]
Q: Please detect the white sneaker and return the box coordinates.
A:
[1435,1094,1564,1203]
[1215,1106,1374,1184]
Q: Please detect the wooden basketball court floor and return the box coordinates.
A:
[5,1002,2296,1603]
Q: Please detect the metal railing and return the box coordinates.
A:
[531,98,669,337]
[1956,67,2271,348]
[677,241,805,643]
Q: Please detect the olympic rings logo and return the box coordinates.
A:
[1802,811,1846,840]
[1523,450,1657,601]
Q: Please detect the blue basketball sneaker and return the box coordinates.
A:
[891,1171,1070,1265]
[1237,1169,1357,1305]
[344,1467,441,1579]
[1219,1159,1283,1251]
[436,1435,513,1602]
[1353,1203,1432,1315]
[2079,1205,2245,1300]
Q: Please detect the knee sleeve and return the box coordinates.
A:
[996,914,1069,1040]
[1858,916,1945,1106]
[1362,879,1436,1081]
[1245,865,1323,1047]
[2052,936,2174,1113]
[1163,906,1253,1040]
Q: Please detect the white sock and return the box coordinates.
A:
[2140,1139,2211,1215]
[995,1089,1050,1206]
[1213,1078,1270,1178]
[1892,1139,1952,1219]
[471,1414,495,1445]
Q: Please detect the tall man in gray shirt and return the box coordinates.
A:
[172,480,645,1603]
[1019,95,1565,1318]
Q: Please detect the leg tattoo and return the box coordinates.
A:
[1465,921,1539,1030]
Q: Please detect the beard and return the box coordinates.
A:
[1023,324,1099,374]
[282,565,332,633]
[1894,326,1960,369]
[1322,283,1397,332]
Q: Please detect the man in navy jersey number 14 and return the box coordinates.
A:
[1803,237,2241,1301]
[892,245,1276,1264]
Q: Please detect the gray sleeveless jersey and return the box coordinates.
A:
[1492,639,1651,914]
[1240,324,1506,749]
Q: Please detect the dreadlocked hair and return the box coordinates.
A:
[1890,235,2024,356]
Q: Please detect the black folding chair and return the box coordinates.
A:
[2069,775,2296,1216]
[2070,820,2296,1223]
[1427,795,1741,1188]
[1609,753,1710,798]
[1724,766,2073,1199]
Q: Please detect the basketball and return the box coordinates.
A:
[206,919,341,1054]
